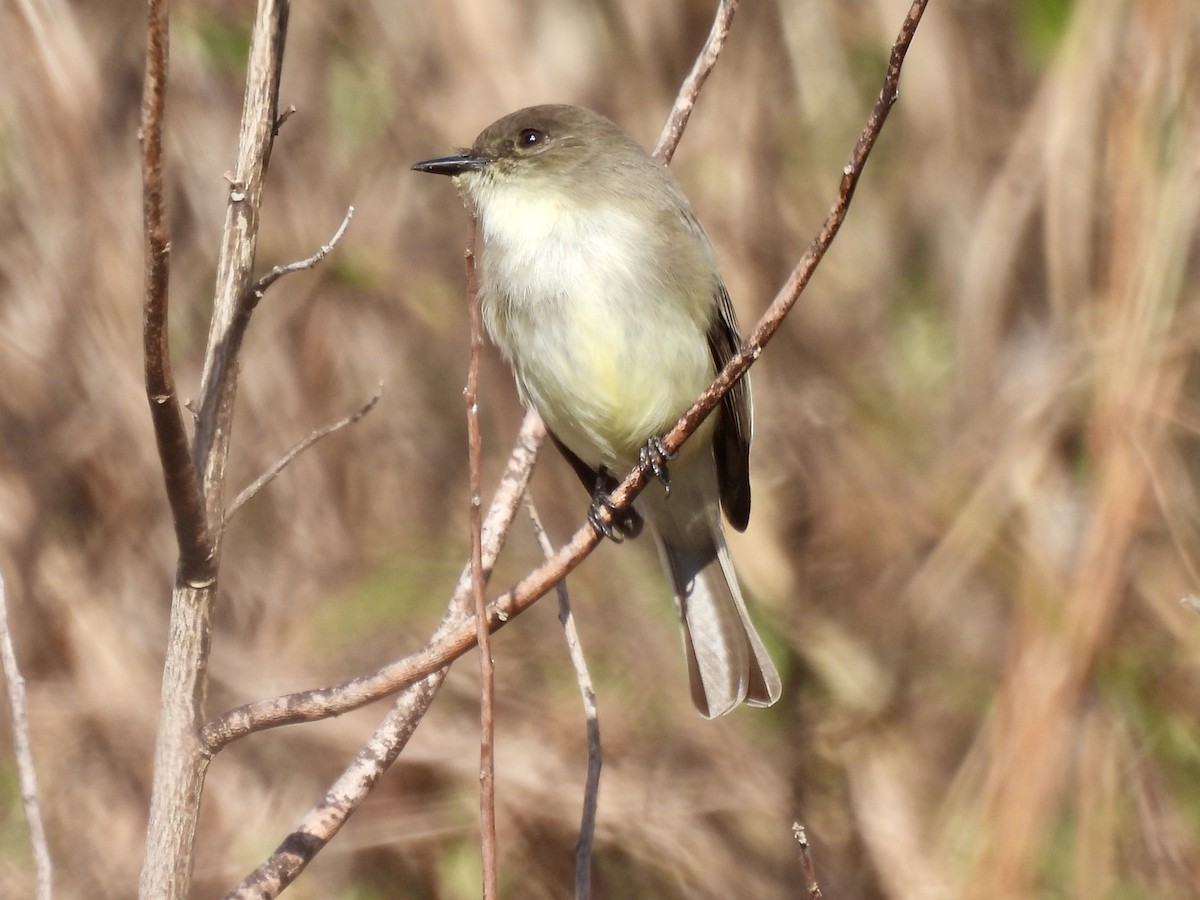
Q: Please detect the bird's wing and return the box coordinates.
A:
[707,280,752,531]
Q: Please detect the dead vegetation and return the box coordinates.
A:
[0,0,1198,897]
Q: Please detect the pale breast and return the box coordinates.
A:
[477,190,716,470]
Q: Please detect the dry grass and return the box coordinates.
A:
[1,0,1199,896]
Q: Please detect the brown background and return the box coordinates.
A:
[1,0,1198,897]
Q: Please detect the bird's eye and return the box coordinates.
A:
[517,128,547,148]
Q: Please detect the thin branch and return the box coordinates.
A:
[222,413,544,898]
[464,214,499,898]
[246,205,354,311]
[0,569,52,900]
[224,386,382,526]
[201,0,929,746]
[792,822,823,899]
[526,499,600,900]
[653,0,740,165]
[141,0,212,582]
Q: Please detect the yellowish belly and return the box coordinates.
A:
[506,286,713,471]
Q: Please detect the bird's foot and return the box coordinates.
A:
[588,465,643,542]
[640,437,674,495]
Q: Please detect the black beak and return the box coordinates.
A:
[411,152,489,176]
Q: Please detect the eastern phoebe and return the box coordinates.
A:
[414,104,781,717]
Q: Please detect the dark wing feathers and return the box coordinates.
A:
[707,281,752,531]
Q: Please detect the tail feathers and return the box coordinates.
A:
[658,535,782,718]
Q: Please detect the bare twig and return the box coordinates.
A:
[653,0,740,165]
[526,499,600,900]
[464,215,499,898]
[274,103,297,135]
[223,413,544,898]
[0,570,52,900]
[223,386,382,525]
[201,0,929,746]
[140,0,211,580]
[246,205,354,309]
[792,822,823,898]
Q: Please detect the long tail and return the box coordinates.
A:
[654,524,782,718]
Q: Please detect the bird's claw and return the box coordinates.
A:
[587,495,624,543]
[587,465,647,542]
[640,437,673,495]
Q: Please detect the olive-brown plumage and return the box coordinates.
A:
[414,105,780,716]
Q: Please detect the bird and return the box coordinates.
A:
[413,104,781,717]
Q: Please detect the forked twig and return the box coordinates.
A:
[140,4,290,896]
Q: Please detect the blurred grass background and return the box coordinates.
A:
[2,0,1199,896]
